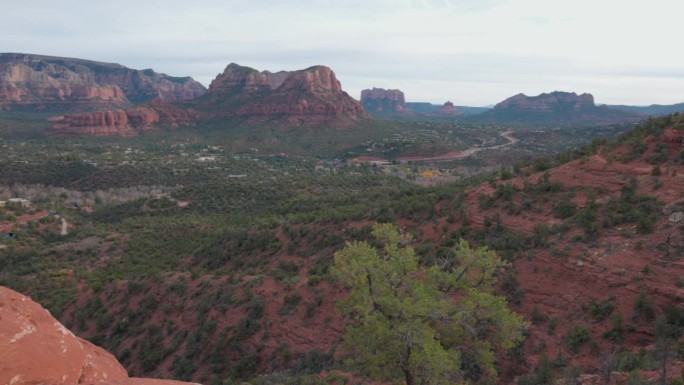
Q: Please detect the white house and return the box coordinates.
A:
[8,198,30,208]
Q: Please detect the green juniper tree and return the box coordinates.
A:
[332,223,527,385]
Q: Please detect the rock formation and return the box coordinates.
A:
[51,99,201,136]
[360,88,407,114]
[0,53,206,111]
[0,286,196,385]
[436,101,462,115]
[203,64,364,126]
[48,61,363,135]
[470,91,644,124]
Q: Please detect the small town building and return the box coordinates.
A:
[7,198,30,208]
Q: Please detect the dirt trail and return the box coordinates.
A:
[0,211,49,232]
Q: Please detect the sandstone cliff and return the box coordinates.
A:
[51,99,201,136]
[0,53,206,111]
[360,87,407,114]
[0,286,197,385]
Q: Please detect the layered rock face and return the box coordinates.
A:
[360,88,407,113]
[0,286,195,385]
[494,91,596,112]
[206,64,364,126]
[0,53,206,111]
[51,99,201,136]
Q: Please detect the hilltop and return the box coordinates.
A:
[447,114,684,382]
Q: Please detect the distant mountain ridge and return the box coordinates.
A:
[0,53,207,111]
[405,102,489,115]
[607,102,684,116]
[469,91,644,125]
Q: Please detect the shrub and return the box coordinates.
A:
[565,324,590,353]
[234,316,260,341]
[516,355,554,385]
[636,215,655,234]
[501,273,525,306]
[284,291,302,306]
[588,298,615,321]
[633,292,656,321]
[552,198,577,219]
[603,313,625,342]
[531,306,546,324]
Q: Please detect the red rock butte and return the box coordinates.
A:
[360,87,407,113]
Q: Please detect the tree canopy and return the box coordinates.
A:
[331,223,527,385]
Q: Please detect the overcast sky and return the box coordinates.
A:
[3,0,683,106]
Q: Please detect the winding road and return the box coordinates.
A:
[396,130,519,163]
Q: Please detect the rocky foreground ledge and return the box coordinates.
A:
[0,286,199,385]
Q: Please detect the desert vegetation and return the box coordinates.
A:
[1,112,683,384]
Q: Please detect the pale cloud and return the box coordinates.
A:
[1,0,682,105]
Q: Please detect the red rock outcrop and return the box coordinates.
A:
[51,99,200,136]
[0,286,197,385]
[0,286,195,385]
[360,88,407,113]
[436,101,462,115]
[236,65,364,125]
[51,109,135,136]
[0,53,206,111]
[0,285,128,384]
[205,64,364,126]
